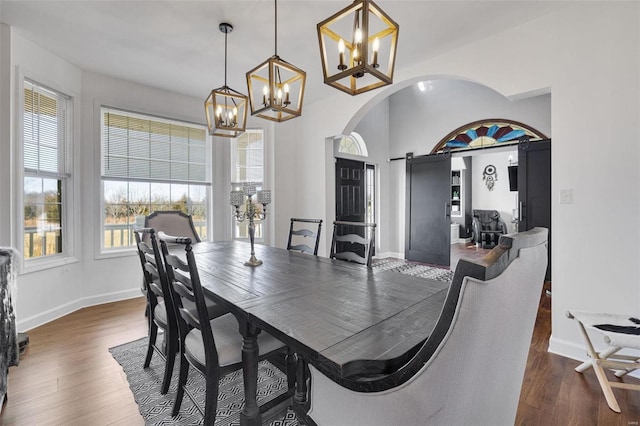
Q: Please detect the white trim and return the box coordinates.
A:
[14,67,79,272]
[16,288,143,332]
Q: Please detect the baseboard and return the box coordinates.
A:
[17,288,143,331]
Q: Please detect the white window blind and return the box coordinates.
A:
[102,108,209,184]
[23,81,68,177]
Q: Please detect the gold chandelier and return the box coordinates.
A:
[204,23,248,138]
[246,0,306,122]
[317,0,399,95]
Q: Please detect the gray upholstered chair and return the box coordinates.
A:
[144,211,201,244]
[329,221,376,267]
[287,218,323,256]
[472,209,508,248]
[306,228,548,426]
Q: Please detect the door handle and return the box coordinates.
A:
[519,201,525,221]
[445,202,451,218]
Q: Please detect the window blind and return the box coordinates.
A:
[23,81,68,177]
[102,108,209,185]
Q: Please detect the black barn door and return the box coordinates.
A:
[335,158,366,257]
[405,154,451,265]
[518,139,551,280]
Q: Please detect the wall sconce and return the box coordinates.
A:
[246,0,306,122]
[317,0,399,96]
[204,23,248,138]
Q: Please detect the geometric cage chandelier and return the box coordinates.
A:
[204,22,248,138]
[317,0,399,96]
[246,0,306,122]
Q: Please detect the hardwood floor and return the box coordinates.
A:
[2,279,640,425]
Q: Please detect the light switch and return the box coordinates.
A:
[559,189,573,204]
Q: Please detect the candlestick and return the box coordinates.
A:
[230,183,270,267]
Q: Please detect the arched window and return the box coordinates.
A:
[337,132,368,157]
[430,119,548,154]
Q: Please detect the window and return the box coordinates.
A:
[23,80,71,260]
[101,108,210,250]
[337,132,368,157]
[231,129,264,240]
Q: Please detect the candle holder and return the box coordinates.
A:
[230,183,271,266]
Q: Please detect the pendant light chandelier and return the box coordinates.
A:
[205,23,248,138]
[246,0,306,122]
[317,0,399,96]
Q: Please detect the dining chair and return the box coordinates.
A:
[286,218,323,256]
[144,211,201,244]
[133,226,179,395]
[329,221,376,267]
[307,227,549,426]
[159,232,293,425]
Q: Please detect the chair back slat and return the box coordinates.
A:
[330,221,376,267]
[287,218,323,256]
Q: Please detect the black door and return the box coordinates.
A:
[518,139,551,280]
[335,158,366,256]
[405,154,451,265]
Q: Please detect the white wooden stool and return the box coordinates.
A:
[567,310,640,413]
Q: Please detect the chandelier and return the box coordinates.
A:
[246,0,306,122]
[317,0,399,95]
[204,23,248,138]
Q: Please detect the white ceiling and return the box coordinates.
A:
[0,1,565,105]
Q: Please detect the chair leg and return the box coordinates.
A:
[160,330,178,395]
[286,350,296,390]
[574,321,622,413]
[203,366,219,426]
[294,357,308,406]
[144,320,158,368]
[172,354,190,417]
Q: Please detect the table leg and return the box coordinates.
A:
[239,321,261,426]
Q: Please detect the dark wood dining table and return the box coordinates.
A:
[181,240,449,425]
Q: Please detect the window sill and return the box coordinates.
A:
[22,255,79,275]
[95,247,137,260]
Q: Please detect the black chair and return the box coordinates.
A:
[472,209,508,248]
[133,227,179,395]
[287,218,323,256]
[329,221,376,267]
[159,232,293,425]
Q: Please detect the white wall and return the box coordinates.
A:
[388,79,551,158]
[471,150,518,233]
[277,2,640,365]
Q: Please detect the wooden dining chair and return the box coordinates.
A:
[159,232,293,425]
[133,226,179,395]
[329,221,376,267]
[287,218,323,256]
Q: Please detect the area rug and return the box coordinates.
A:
[109,337,298,426]
[371,258,454,283]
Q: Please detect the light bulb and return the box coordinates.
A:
[277,88,283,99]
[284,83,289,94]
[216,105,222,117]
[338,39,345,54]
[355,28,362,43]
[263,85,269,95]
[373,37,380,52]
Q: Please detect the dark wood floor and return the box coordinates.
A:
[2,267,640,424]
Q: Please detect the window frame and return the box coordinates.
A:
[17,75,77,272]
[230,128,266,242]
[98,106,212,255]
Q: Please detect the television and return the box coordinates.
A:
[508,165,518,192]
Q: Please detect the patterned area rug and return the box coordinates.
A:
[372,258,454,283]
[109,337,298,426]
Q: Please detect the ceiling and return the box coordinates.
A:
[0,1,565,105]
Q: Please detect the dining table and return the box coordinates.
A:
[179,240,450,425]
